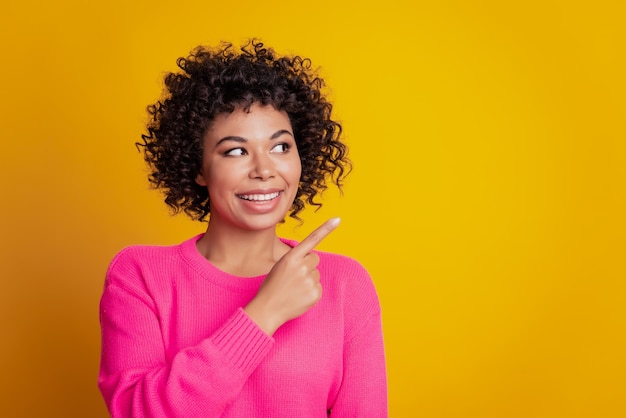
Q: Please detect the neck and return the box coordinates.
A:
[196,216,290,277]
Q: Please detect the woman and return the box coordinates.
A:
[98,40,387,417]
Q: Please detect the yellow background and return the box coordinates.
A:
[1,1,624,417]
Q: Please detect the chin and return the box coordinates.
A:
[234,213,288,232]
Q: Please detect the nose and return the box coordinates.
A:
[249,153,275,180]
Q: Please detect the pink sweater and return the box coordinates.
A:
[98,235,387,417]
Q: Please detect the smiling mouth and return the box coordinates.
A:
[237,191,281,202]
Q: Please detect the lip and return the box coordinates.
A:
[237,191,281,202]
[235,189,284,213]
[236,188,283,200]
[237,188,283,195]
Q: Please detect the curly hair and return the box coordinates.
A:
[137,39,351,222]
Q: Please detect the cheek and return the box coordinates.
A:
[204,166,234,199]
[293,161,303,182]
[290,155,303,183]
[206,160,245,184]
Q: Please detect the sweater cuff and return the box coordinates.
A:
[210,307,274,377]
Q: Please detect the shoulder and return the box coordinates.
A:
[104,235,201,289]
[107,243,176,272]
[315,250,371,279]
[280,237,369,276]
[280,237,376,294]
[314,249,382,341]
[315,249,380,305]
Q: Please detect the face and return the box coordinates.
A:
[196,103,302,231]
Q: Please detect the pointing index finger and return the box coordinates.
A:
[292,217,341,255]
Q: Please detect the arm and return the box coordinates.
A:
[329,308,388,417]
[98,279,273,418]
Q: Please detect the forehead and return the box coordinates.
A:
[205,103,292,142]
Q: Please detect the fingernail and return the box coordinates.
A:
[329,217,341,228]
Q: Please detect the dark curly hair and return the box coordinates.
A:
[137,39,351,222]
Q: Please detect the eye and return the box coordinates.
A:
[270,143,290,154]
[224,147,246,156]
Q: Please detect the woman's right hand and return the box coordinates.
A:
[244,218,340,336]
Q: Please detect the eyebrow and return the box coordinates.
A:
[215,129,293,148]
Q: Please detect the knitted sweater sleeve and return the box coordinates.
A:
[328,258,388,417]
[97,249,274,418]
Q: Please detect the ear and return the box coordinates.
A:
[195,171,207,186]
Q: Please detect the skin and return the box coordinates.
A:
[195,103,340,336]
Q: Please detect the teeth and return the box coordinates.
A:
[238,192,280,201]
